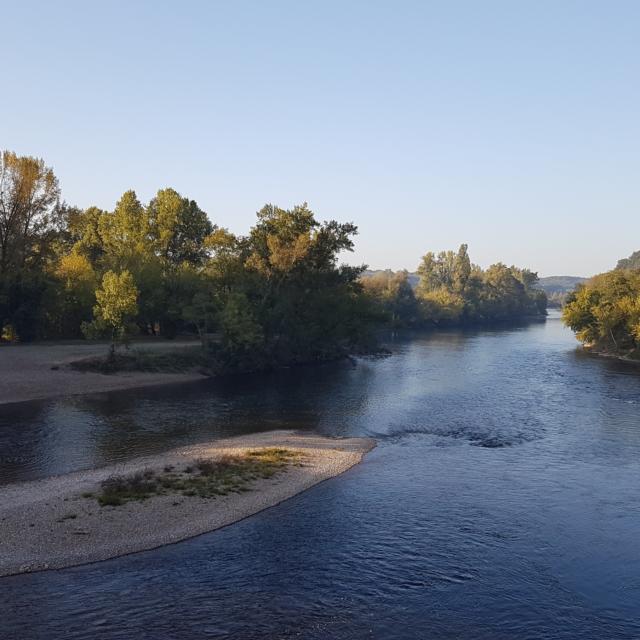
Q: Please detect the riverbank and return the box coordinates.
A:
[0,341,208,405]
[0,431,375,577]
[582,344,640,365]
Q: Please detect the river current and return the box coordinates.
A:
[1,314,639,638]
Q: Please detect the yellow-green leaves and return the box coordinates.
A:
[56,253,95,290]
[563,270,640,352]
[0,150,60,275]
[412,244,545,325]
[92,270,139,344]
[99,190,148,266]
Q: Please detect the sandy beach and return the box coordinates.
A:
[0,431,375,577]
[0,341,208,405]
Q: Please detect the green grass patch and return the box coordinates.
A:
[95,448,302,507]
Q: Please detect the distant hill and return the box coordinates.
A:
[363,269,420,288]
[537,276,587,294]
[537,276,587,308]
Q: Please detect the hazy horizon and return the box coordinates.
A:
[3,1,638,278]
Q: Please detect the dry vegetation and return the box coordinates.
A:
[92,448,303,506]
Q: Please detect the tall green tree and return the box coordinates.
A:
[148,188,213,267]
[85,270,139,357]
[239,203,370,361]
[0,151,60,275]
[50,252,96,337]
[99,190,149,270]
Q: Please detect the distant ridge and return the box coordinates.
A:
[534,276,587,308]
[537,276,587,294]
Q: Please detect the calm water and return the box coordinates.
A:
[2,315,640,639]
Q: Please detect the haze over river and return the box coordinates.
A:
[2,313,639,639]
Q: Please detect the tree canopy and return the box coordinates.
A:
[362,244,546,328]
[616,250,640,272]
[563,266,640,357]
[0,148,548,371]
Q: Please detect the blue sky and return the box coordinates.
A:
[2,1,639,276]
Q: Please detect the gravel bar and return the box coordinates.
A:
[0,431,375,577]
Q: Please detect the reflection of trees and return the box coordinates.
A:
[87,362,370,464]
[5,366,368,482]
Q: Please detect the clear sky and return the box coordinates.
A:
[2,1,639,277]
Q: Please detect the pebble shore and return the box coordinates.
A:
[0,431,375,577]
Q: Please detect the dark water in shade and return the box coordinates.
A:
[2,314,640,639]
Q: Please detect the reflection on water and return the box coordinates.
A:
[0,364,352,483]
[2,315,640,638]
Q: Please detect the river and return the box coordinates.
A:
[1,313,639,638]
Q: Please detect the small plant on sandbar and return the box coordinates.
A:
[94,449,302,507]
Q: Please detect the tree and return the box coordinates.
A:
[420,288,465,324]
[85,270,139,358]
[361,270,420,327]
[417,244,470,297]
[0,146,551,358]
[563,269,640,354]
[51,252,96,336]
[182,286,219,344]
[66,205,106,265]
[219,292,263,353]
[239,203,369,361]
[0,150,60,276]
[99,190,149,270]
[162,264,213,339]
[415,245,546,325]
[0,151,61,340]
[148,188,213,267]
[616,250,640,271]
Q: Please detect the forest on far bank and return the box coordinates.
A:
[0,150,547,370]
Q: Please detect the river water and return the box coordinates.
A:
[1,314,640,638]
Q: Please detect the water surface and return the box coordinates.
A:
[2,315,640,638]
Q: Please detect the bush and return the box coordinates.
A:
[1,323,19,343]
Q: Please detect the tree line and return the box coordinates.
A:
[563,251,640,358]
[0,150,547,369]
[362,245,547,328]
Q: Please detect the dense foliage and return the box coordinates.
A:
[362,245,547,327]
[1,150,547,367]
[616,250,640,272]
[0,150,377,369]
[563,266,640,358]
